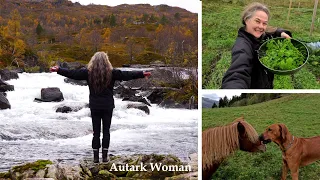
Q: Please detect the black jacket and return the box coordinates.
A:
[57,68,144,109]
[221,27,292,89]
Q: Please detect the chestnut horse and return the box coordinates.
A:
[202,117,266,180]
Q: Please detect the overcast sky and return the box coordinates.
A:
[70,0,200,13]
[202,91,242,101]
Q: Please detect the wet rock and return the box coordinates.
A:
[57,164,82,180]
[9,160,53,180]
[55,103,88,113]
[3,154,196,180]
[64,78,87,86]
[159,99,189,109]
[56,106,72,113]
[0,85,14,92]
[114,84,137,98]
[35,87,64,102]
[122,96,151,106]
[0,93,11,109]
[127,103,150,114]
[35,169,46,178]
[0,69,19,81]
[0,78,14,92]
[46,164,58,179]
[57,61,85,70]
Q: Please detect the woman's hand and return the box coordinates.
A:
[281,32,291,39]
[143,71,151,79]
[50,66,59,72]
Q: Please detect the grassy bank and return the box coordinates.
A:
[202,93,320,179]
[203,0,320,89]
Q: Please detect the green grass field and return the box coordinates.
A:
[202,94,320,179]
[203,0,320,89]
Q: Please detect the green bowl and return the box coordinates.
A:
[258,37,309,75]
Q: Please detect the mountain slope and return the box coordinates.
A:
[202,97,218,108]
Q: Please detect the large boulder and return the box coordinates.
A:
[35,87,64,102]
[146,87,179,104]
[0,69,19,81]
[0,93,10,109]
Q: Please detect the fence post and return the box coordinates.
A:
[310,0,319,37]
[286,0,293,25]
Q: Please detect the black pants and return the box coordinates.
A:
[90,108,113,149]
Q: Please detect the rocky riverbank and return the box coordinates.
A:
[0,153,198,180]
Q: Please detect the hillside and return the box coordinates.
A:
[203,93,320,179]
[202,97,218,108]
[0,0,198,69]
[202,0,320,89]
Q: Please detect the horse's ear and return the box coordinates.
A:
[237,122,245,134]
[235,115,245,121]
[279,124,288,140]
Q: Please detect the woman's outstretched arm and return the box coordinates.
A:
[50,66,88,80]
[112,69,151,81]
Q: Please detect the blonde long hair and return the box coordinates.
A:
[87,52,113,94]
[241,2,270,25]
[202,117,259,170]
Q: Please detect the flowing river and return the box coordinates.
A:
[0,72,198,171]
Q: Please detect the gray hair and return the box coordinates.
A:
[242,2,270,25]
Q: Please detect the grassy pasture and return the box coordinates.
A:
[203,0,320,89]
[202,93,320,179]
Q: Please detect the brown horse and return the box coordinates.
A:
[202,117,266,180]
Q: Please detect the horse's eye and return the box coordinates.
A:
[268,128,271,131]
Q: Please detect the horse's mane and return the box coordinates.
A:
[202,117,259,170]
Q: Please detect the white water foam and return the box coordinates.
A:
[0,72,197,171]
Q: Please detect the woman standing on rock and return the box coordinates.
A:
[50,52,151,163]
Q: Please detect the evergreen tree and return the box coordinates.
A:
[149,14,157,23]
[160,15,168,25]
[212,103,217,108]
[110,14,116,27]
[218,98,224,108]
[174,12,181,20]
[36,23,44,36]
[142,13,149,22]
[223,96,229,107]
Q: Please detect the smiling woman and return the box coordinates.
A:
[221,2,292,89]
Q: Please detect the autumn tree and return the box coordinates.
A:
[102,28,111,43]
[88,29,103,52]
[7,9,22,37]
[1,9,26,67]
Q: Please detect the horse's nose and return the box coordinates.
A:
[259,134,264,141]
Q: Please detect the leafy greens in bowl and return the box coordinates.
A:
[258,38,309,75]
